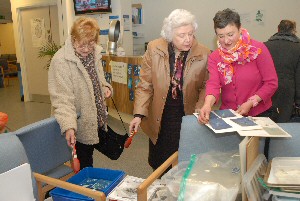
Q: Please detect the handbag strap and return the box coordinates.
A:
[111,97,128,134]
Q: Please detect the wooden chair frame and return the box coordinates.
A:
[137,151,178,201]
[38,170,74,201]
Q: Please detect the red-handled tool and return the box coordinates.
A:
[71,145,80,174]
[124,131,137,148]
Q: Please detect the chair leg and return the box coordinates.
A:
[36,180,45,201]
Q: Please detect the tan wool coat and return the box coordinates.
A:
[48,37,112,145]
[134,38,210,144]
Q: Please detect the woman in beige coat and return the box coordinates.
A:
[129,9,210,171]
[48,17,112,169]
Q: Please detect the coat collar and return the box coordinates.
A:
[268,32,300,43]
[155,37,205,61]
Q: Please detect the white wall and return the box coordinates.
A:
[134,0,300,50]
[58,0,133,55]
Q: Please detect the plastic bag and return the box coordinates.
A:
[161,151,241,201]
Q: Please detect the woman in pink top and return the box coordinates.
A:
[198,8,278,124]
[198,8,278,159]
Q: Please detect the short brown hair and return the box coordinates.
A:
[213,8,241,30]
[278,20,296,33]
[70,17,100,43]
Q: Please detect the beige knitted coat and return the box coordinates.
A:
[48,37,112,144]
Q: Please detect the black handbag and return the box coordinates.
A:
[290,104,300,122]
[97,98,129,160]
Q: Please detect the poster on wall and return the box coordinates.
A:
[30,18,46,48]
[110,61,127,84]
[123,15,130,31]
[254,9,265,26]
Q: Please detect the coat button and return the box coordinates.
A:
[162,97,165,100]
[157,118,160,121]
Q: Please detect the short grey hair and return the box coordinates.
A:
[161,9,198,42]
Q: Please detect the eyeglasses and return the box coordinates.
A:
[74,41,96,50]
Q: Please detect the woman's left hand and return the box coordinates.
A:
[236,101,253,116]
[104,87,112,98]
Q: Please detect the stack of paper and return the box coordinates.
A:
[264,157,300,199]
[194,109,292,138]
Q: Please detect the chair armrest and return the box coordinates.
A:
[137,151,178,201]
[34,172,106,201]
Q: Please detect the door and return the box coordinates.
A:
[20,5,59,102]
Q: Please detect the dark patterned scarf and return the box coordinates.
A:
[169,44,188,99]
[75,51,107,128]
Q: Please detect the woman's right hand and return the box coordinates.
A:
[65,129,76,147]
[198,104,212,124]
[129,117,142,133]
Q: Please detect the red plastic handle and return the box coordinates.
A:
[124,137,133,148]
[124,131,137,148]
[72,145,80,173]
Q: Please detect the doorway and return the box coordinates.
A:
[19,5,59,102]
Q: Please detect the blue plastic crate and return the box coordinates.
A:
[50,167,125,201]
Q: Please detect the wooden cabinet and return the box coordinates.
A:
[102,55,142,114]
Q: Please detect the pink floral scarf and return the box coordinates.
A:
[217,28,262,85]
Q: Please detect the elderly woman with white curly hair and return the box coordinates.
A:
[129,9,210,171]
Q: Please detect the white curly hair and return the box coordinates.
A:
[160,9,198,42]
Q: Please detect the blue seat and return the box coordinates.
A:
[14,116,74,201]
[0,123,106,201]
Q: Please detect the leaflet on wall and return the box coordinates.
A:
[110,61,127,85]
[30,18,46,48]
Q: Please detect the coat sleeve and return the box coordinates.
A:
[48,53,78,134]
[295,55,300,105]
[206,52,222,103]
[195,53,210,110]
[133,43,154,117]
[255,43,278,102]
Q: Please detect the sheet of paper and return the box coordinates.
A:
[194,109,262,133]
[0,163,35,201]
[238,117,292,138]
[268,157,300,185]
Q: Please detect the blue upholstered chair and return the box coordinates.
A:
[0,125,106,201]
[14,117,74,201]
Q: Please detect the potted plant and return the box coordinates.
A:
[38,40,60,70]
